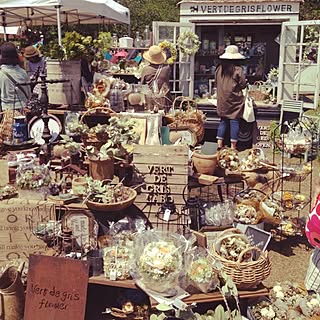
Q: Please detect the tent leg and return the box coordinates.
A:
[55,5,62,46]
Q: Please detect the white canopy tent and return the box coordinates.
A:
[0,0,130,44]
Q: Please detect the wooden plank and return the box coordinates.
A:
[133,144,188,155]
[24,255,89,320]
[134,164,188,175]
[0,199,55,261]
[134,155,188,165]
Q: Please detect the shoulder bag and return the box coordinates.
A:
[242,87,255,123]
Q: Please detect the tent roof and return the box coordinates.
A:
[0,0,130,26]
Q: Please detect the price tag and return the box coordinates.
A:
[172,298,188,311]
[109,269,117,281]
[163,209,171,221]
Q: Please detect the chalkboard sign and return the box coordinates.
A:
[245,225,272,252]
[24,255,89,320]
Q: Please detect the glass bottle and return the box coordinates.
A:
[143,25,151,48]
[109,80,124,112]
[134,31,142,48]
[112,33,118,48]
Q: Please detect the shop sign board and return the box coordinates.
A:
[180,2,300,16]
[133,145,189,231]
[0,199,55,261]
[254,119,272,149]
[24,255,89,320]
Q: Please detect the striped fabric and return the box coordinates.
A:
[305,248,320,292]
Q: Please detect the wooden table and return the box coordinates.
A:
[88,277,269,306]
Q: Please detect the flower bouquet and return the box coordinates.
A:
[131,230,186,294]
[185,247,219,293]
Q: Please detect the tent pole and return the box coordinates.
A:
[1,12,7,42]
[55,5,62,46]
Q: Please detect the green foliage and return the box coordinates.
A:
[93,32,112,58]
[60,135,82,155]
[300,0,320,20]
[117,0,179,33]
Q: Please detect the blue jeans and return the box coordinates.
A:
[216,118,240,142]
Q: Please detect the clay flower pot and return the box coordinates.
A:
[192,151,217,175]
[89,157,114,181]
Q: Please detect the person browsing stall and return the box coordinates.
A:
[0,42,31,111]
[215,45,247,150]
[23,45,46,79]
[141,45,171,109]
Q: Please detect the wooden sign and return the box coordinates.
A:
[133,145,189,231]
[24,255,89,320]
[0,199,55,261]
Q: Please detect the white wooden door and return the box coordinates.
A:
[278,20,320,109]
[152,21,195,98]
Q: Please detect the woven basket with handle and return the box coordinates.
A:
[211,228,271,289]
[166,96,205,144]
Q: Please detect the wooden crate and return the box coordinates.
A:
[133,145,189,232]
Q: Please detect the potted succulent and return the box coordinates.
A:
[60,135,83,164]
[84,178,137,212]
[85,116,138,181]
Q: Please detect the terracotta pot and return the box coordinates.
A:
[89,158,114,181]
[192,151,217,175]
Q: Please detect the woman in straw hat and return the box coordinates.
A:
[23,45,46,79]
[215,45,247,150]
[141,45,171,109]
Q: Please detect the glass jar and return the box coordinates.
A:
[134,31,142,48]
[143,25,151,48]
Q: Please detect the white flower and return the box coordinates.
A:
[273,285,282,292]
[261,306,275,319]
[276,291,285,299]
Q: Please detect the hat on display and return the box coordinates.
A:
[143,45,166,65]
[23,46,40,58]
[219,45,245,60]
[0,42,19,65]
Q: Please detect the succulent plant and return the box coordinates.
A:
[60,135,82,155]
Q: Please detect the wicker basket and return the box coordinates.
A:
[85,187,137,212]
[166,96,205,144]
[211,228,271,289]
[80,107,116,149]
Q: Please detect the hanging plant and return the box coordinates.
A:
[158,40,177,64]
[177,31,201,56]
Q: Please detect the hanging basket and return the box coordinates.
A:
[210,228,271,289]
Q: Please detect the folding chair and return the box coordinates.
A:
[279,99,304,129]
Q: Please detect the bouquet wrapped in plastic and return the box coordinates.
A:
[185,247,219,293]
[131,230,187,294]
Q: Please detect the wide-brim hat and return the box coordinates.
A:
[23,45,40,58]
[219,45,245,60]
[143,45,166,65]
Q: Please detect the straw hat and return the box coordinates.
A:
[24,46,40,58]
[143,45,166,64]
[219,45,245,60]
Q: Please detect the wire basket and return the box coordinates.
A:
[280,163,312,182]
[210,228,271,289]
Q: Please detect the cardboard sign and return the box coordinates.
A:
[24,255,89,320]
[0,199,55,261]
